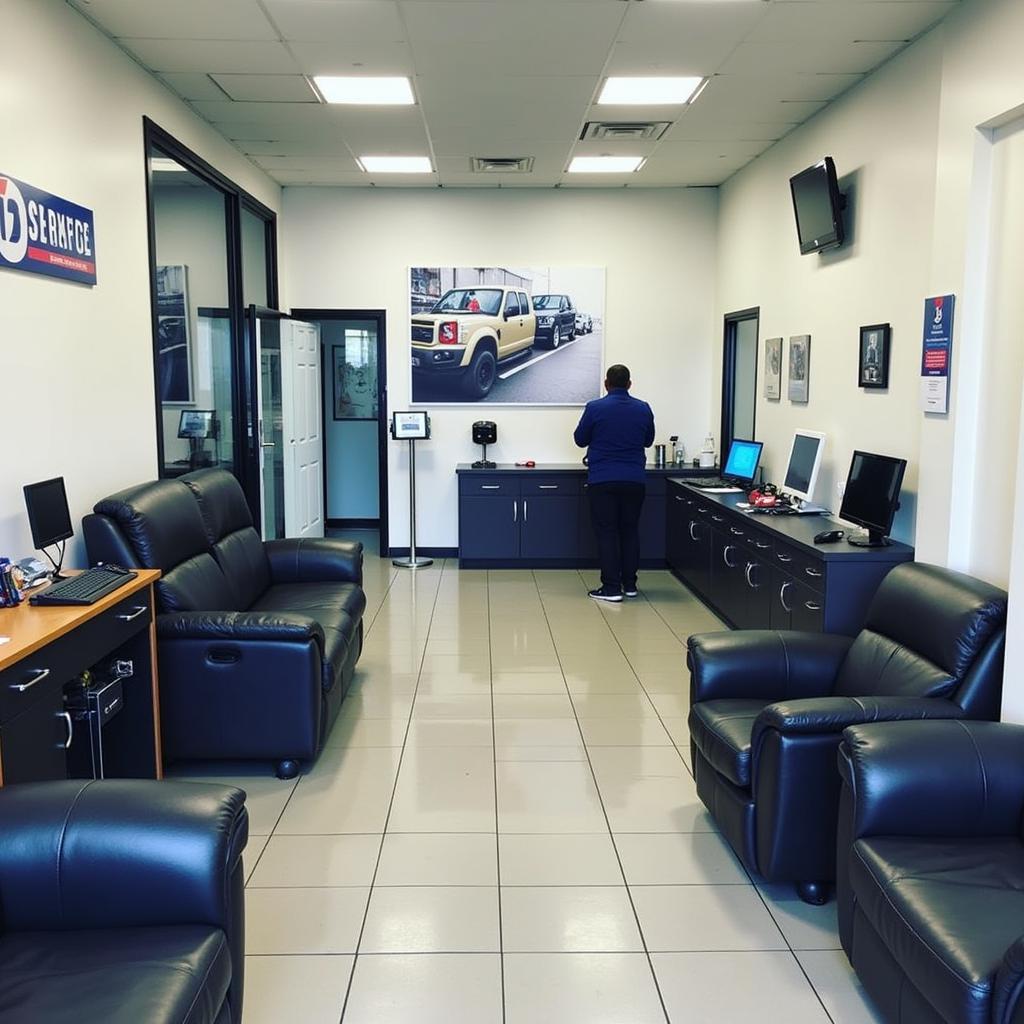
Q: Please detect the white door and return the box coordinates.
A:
[281,319,325,538]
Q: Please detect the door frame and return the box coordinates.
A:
[290,308,390,553]
[721,306,760,460]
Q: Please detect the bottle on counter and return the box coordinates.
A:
[671,436,686,466]
[699,432,716,469]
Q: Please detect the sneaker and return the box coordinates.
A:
[588,587,623,603]
[623,587,639,598]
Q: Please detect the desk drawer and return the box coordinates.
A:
[773,542,826,592]
[522,476,580,497]
[459,477,518,496]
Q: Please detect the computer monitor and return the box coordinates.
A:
[722,439,763,486]
[24,478,73,578]
[781,430,826,504]
[839,450,907,547]
[177,409,215,439]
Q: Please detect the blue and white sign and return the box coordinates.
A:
[0,173,96,286]
[920,294,954,413]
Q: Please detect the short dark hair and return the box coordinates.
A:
[605,364,631,388]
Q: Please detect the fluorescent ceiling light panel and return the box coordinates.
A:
[358,156,433,173]
[151,157,188,172]
[313,76,414,105]
[598,76,705,105]
[568,156,645,173]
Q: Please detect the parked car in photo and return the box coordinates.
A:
[411,286,536,399]
[533,294,576,349]
[575,311,593,335]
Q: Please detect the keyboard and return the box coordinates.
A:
[30,566,138,606]
[689,477,730,488]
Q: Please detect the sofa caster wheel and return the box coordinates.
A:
[796,881,830,905]
[276,759,300,780]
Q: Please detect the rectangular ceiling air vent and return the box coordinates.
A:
[581,121,671,141]
[471,157,535,173]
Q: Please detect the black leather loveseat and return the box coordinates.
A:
[687,562,1007,903]
[838,720,1024,1024]
[0,779,247,1024]
[84,469,366,778]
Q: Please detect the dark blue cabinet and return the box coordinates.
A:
[460,495,519,561]
[521,495,579,559]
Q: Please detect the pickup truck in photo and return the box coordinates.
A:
[411,286,536,399]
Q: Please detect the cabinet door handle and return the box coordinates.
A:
[523,499,528,522]
[675,495,685,502]
[11,668,50,693]
[780,582,792,613]
[689,522,698,541]
[538,485,558,490]
[805,601,822,611]
[58,711,73,749]
[730,527,744,536]
[712,515,724,523]
[513,500,517,523]
[481,485,500,490]
[778,554,793,563]
[745,562,760,588]
[117,606,148,623]
[804,568,823,578]
[722,545,737,568]
[755,541,770,550]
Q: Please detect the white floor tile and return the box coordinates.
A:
[504,953,665,1024]
[248,834,381,888]
[653,951,832,1023]
[245,887,369,954]
[496,761,607,833]
[615,832,747,885]
[501,886,643,952]
[492,694,576,719]
[797,950,885,1023]
[404,717,494,747]
[412,694,493,719]
[495,744,589,762]
[577,717,674,746]
[242,955,353,1024]
[244,835,269,884]
[359,886,499,952]
[570,693,657,718]
[758,882,842,950]
[376,834,498,886]
[492,717,583,746]
[325,716,407,748]
[499,834,623,886]
[491,672,568,694]
[342,953,503,1024]
[388,747,496,832]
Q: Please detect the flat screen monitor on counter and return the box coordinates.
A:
[782,430,826,506]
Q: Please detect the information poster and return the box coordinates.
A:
[920,294,955,413]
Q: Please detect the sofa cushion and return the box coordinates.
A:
[850,835,1024,1024]
[0,925,230,1024]
[688,699,769,788]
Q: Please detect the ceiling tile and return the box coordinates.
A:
[158,72,230,101]
[118,38,301,74]
[718,38,903,76]
[209,74,318,102]
[287,39,417,76]
[68,0,277,40]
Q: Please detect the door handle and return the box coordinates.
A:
[58,711,73,749]
[261,442,276,449]
[805,600,822,611]
[712,515,724,523]
[11,668,50,693]
[538,485,558,490]
[780,582,792,612]
[117,606,148,623]
[523,499,528,522]
[804,568,823,578]
[730,527,744,536]
[481,485,500,490]
[722,545,737,568]
[777,554,793,563]
[689,522,698,541]
[755,541,770,550]
[513,500,517,523]
[745,563,760,588]
[675,495,685,502]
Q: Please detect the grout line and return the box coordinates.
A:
[486,570,507,1024]
[337,559,447,1024]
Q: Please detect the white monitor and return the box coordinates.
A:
[782,430,826,504]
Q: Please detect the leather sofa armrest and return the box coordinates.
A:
[0,780,247,932]
[996,935,1024,1024]
[265,537,363,586]
[688,630,851,704]
[756,696,964,739]
[838,720,1024,841]
[157,610,325,648]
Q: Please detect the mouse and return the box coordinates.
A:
[813,529,845,544]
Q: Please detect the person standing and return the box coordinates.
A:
[574,364,656,602]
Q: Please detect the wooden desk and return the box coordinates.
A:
[0,570,163,785]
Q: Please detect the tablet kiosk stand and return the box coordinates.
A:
[393,431,432,570]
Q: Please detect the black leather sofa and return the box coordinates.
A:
[687,562,1007,903]
[84,468,366,778]
[0,779,247,1024]
[838,720,1024,1024]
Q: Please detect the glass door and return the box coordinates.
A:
[721,308,760,457]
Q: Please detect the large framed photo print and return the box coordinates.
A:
[764,337,782,400]
[788,335,811,403]
[859,323,891,389]
[155,264,192,404]
[410,266,605,405]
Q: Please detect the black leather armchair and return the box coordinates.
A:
[687,562,1007,903]
[0,779,247,1024]
[837,721,1024,1024]
[84,469,366,778]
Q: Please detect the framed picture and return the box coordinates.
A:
[155,264,192,404]
[409,265,605,406]
[764,337,782,400]
[859,323,891,389]
[333,330,378,420]
[788,335,811,403]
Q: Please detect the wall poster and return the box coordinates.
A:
[764,337,782,400]
[156,264,192,404]
[409,266,605,405]
[920,294,955,413]
[788,334,811,403]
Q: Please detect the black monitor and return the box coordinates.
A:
[721,438,763,486]
[789,157,845,255]
[177,409,215,439]
[24,477,73,577]
[839,451,907,547]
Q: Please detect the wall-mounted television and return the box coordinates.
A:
[789,157,845,255]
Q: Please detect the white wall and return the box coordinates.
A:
[283,187,718,549]
[716,31,944,545]
[0,0,280,565]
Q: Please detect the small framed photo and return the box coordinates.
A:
[788,335,810,403]
[764,337,782,400]
[859,323,891,389]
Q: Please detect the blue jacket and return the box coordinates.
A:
[573,388,656,484]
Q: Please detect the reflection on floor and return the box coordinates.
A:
[177,548,883,1023]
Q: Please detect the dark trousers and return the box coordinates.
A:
[588,482,646,591]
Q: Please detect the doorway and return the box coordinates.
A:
[291,309,389,553]
[721,307,760,458]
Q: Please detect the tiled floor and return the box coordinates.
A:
[183,543,883,1023]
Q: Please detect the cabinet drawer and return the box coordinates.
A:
[459,477,519,496]
[773,542,826,592]
[521,476,580,496]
